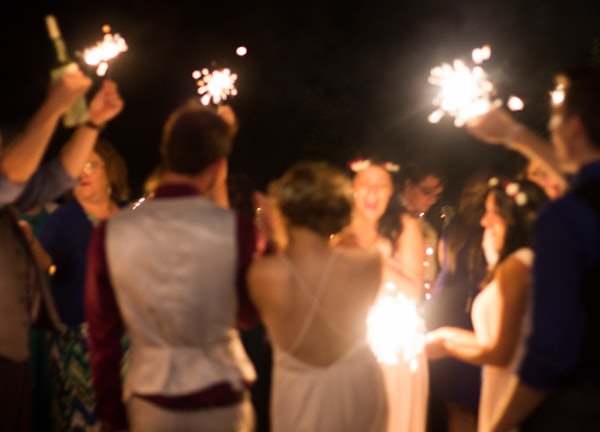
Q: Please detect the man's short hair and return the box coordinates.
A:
[557,66,600,148]
[161,100,235,175]
[399,153,447,187]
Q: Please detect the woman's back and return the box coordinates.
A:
[249,242,388,432]
[249,245,381,366]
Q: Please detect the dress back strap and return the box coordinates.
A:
[280,251,338,354]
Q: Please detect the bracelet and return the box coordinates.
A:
[83,120,105,131]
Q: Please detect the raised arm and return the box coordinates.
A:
[59,80,124,178]
[466,109,567,192]
[0,69,92,184]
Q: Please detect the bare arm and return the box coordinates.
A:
[466,109,567,191]
[426,256,530,366]
[0,70,92,183]
[59,80,124,178]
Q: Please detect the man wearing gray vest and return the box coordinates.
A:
[0,71,124,431]
[86,101,258,432]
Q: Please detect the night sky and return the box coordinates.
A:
[1,0,598,203]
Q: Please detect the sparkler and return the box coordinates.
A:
[550,82,565,106]
[192,67,238,106]
[82,25,128,77]
[367,282,426,371]
[428,45,523,126]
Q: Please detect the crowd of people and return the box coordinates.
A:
[1,56,599,432]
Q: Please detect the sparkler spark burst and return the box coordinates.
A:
[550,83,565,106]
[367,282,426,371]
[428,45,525,127]
[428,45,498,127]
[82,25,128,77]
[193,68,238,106]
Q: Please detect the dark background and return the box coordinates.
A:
[1,0,598,203]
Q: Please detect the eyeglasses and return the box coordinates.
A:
[417,183,443,199]
[82,161,105,175]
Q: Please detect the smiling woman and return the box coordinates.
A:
[34,138,130,431]
[425,177,548,432]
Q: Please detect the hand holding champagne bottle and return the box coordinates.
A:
[45,14,90,127]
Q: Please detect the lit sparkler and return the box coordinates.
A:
[428,45,523,126]
[550,82,565,106]
[192,67,238,106]
[82,25,128,77]
[367,282,426,371]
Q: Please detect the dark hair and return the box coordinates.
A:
[399,153,447,188]
[556,66,600,148]
[94,138,129,202]
[483,178,548,284]
[445,170,491,275]
[160,100,235,175]
[269,161,353,238]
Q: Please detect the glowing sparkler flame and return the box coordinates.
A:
[82,25,128,77]
[428,47,500,127]
[367,282,426,371]
[550,83,565,106]
[193,67,238,106]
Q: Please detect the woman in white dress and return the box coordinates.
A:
[425,178,548,432]
[248,161,388,432]
[333,159,429,432]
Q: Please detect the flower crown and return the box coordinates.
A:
[488,177,528,206]
[348,158,400,173]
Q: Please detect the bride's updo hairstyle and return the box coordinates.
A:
[269,161,354,238]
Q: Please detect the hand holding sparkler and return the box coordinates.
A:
[465,108,525,145]
[193,67,238,106]
[45,69,93,116]
[428,45,523,127]
[82,25,128,77]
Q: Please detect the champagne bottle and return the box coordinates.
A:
[45,15,89,128]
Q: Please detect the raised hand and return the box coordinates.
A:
[465,108,522,145]
[45,67,92,115]
[87,80,124,127]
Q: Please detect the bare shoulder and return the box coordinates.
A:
[495,254,531,296]
[398,213,423,242]
[248,255,287,286]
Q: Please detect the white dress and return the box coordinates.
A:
[271,254,388,432]
[471,248,533,432]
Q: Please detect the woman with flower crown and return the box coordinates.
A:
[332,158,428,432]
[425,178,548,432]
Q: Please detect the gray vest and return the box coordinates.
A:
[106,196,255,400]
